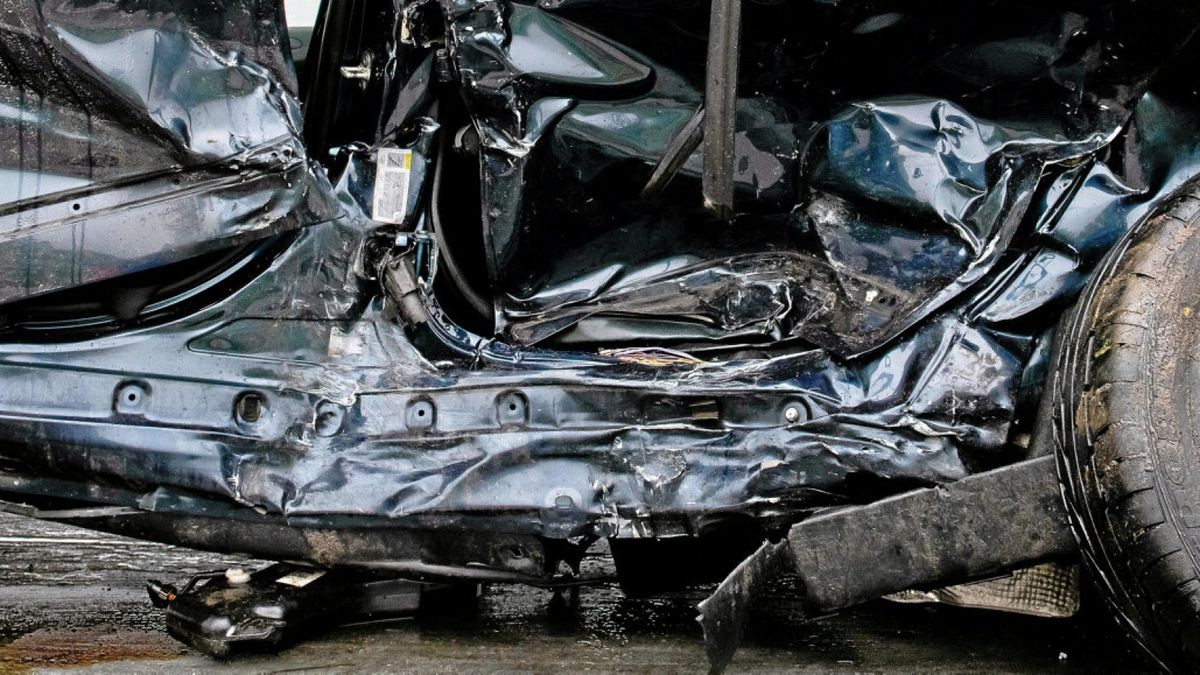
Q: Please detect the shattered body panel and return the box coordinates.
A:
[1,0,1200,586]
[0,0,337,305]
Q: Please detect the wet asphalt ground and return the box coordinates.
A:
[0,512,1159,673]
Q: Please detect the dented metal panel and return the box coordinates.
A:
[0,0,337,304]
[0,0,1198,581]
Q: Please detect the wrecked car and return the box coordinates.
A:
[3,0,1200,669]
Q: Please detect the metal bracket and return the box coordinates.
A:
[340,51,374,89]
[698,456,1078,672]
[702,0,742,220]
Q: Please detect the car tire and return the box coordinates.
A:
[1052,178,1200,670]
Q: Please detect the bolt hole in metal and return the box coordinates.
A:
[236,392,265,424]
[406,399,436,429]
[115,382,149,414]
[314,400,346,437]
[497,392,529,426]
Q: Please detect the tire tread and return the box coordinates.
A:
[1052,179,1200,670]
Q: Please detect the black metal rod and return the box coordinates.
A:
[702,0,741,220]
[642,106,705,199]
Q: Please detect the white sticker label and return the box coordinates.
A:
[372,147,413,224]
[275,568,327,588]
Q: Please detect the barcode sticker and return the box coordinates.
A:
[372,147,413,224]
